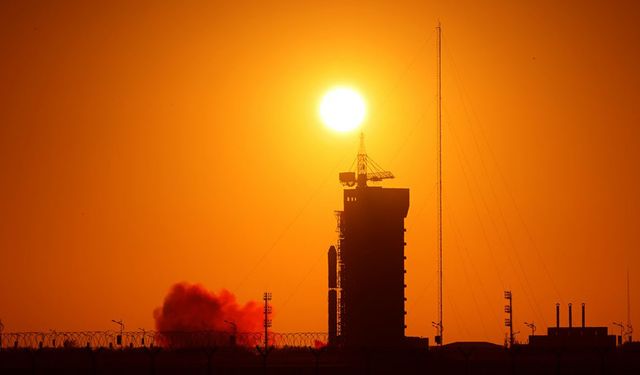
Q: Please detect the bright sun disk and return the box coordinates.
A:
[319,87,366,132]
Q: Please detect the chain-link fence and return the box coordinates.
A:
[0,331,327,349]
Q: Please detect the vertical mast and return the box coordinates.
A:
[628,269,632,342]
[263,292,272,349]
[436,22,444,345]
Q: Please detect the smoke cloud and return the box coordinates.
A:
[154,282,263,344]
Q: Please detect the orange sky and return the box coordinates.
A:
[1,0,639,344]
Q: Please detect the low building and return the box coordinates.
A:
[528,303,616,349]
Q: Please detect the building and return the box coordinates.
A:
[328,135,422,348]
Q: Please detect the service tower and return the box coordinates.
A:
[328,134,410,347]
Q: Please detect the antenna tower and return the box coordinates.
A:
[357,132,367,186]
[263,292,273,349]
[338,133,394,187]
[628,270,633,342]
[504,291,513,347]
[436,21,444,346]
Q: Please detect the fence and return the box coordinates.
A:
[0,331,327,349]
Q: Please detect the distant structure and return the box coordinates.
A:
[435,20,444,347]
[528,303,616,349]
[504,291,514,347]
[262,292,272,349]
[328,134,424,348]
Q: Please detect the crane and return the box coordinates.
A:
[339,132,394,188]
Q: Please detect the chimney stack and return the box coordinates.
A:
[568,303,573,328]
[581,303,585,328]
[556,303,560,328]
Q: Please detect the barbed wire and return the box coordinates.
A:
[0,331,327,350]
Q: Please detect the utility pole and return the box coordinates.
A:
[504,291,513,347]
[436,20,444,347]
[614,322,625,346]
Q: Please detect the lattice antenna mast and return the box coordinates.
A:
[357,132,368,187]
[436,21,444,346]
[504,291,513,347]
[263,292,273,349]
[339,133,394,187]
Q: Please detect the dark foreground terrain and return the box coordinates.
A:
[1,342,640,374]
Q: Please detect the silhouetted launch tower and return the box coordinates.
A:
[328,134,411,347]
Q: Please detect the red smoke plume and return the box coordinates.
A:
[154,282,263,343]
[314,340,327,349]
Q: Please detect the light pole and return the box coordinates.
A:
[504,291,513,347]
[431,321,442,346]
[613,322,625,346]
[224,320,237,347]
[524,322,536,336]
[112,320,124,346]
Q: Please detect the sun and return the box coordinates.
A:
[319,87,366,132]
